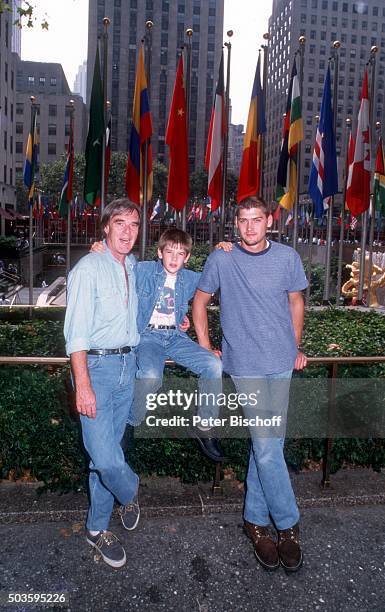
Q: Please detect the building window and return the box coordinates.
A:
[16,123,23,134]
[48,124,56,136]
[16,103,24,115]
[39,76,45,85]
[50,77,57,86]
[48,143,56,155]
[65,124,71,136]
[3,131,7,150]
[49,105,57,117]
[28,76,35,85]
[5,62,8,82]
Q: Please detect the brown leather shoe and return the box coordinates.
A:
[244,520,279,571]
[277,523,303,572]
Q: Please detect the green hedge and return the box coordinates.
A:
[1,308,385,490]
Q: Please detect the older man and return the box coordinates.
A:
[64,198,141,569]
[193,196,308,573]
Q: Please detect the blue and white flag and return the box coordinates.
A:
[308,66,338,217]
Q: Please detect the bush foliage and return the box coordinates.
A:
[1,303,385,490]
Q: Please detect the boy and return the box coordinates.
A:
[92,229,224,462]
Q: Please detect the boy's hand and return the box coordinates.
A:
[215,241,233,252]
[179,315,190,332]
[90,241,106,253]
[212,348,222,358]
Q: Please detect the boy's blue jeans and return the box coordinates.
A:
[232,370,300,531]
[80,352,139,531]
[128,329,223,426]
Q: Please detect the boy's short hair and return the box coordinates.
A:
[101,198,141,233]
[158,229,193,255]
[236,196,272,217]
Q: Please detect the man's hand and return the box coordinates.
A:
[90,241,106,253]
[215,241,233,252]
[211,348,222,358]
[75,383,97,418]
[294,350,307,370]
[179,315,190,332]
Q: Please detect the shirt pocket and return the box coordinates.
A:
[95,288,121,322]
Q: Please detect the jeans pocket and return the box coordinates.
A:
[87,355,102,370]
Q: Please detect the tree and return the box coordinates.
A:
[39,153,85,199]
[0,1,48,29]
[153,162,168,201]
[190,166,239,202]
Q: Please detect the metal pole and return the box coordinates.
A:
[28,96,36,311]
[100,17,110,213]
[140,22,153,261]
[323,42,340,304]
[260,32,270,200]
[182,28,193,232]
[220,31,233,241]
[293,36,306,251]
[336,117,352,306]
[366,47,379,306]
[66,101,75,281]
[305,211,314,307]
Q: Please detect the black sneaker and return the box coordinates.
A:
[190,428,225,463]
[118,494,140,531]
[86,530,126,568]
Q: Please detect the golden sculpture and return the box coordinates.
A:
[342,249,385,307]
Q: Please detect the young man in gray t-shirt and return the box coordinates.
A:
[193,197,308,573]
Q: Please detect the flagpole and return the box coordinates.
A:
[292,36,305,250]
[323,41,340,304]
[140,21,153,261]
[336,116,352,306]
[28,96,36,311]
[260,32,270,200]
[306,112,320,307]
[366,48,379,305]
[66,100,75,282]
[100,17,110,214]
[219,30,233,241]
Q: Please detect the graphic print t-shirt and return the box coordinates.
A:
[149,273,176,327]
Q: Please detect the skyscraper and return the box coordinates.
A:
[264,0,385,207]
[87,0,224,171]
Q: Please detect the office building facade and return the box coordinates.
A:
[87,0,224,171]
[73,60,88,103]
[264,0,385,207]
[15,61,86,176]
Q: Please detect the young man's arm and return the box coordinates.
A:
[288,291,307,370]
[192,289,216,352]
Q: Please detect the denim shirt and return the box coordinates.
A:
[64,248,140,355]
[135,260,200,334]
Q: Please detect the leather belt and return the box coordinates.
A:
[87,346,132,355]
[147,324,176,330]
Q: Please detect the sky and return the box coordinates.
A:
[21,0,272,126]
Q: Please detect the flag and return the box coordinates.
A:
[206,52,226,211]
[276,60,303,210]
[23,106,38,204]
[150,197,162,221]
[125,45,153,205]
[105,116,111,198]
[166,55,189,211]
[308,66,338,218]
[345,131,355,211]
[237,54,266,203]
[350,216,358,230]
[346,70,371,216]
[84,46,104,206]
[374,137,385,215]
[59,118,74,218]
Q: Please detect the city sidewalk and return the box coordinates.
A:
[1,468,384,611]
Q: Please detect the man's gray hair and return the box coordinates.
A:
[101,198,141,232]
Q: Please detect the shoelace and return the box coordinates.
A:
[251,525,270,539]
[120,501,138,514]
[97,531,119,547]
[279,527,299,543]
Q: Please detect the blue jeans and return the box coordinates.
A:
[128,329,223,426]
[232,370,299,530]
[80,352,139,531]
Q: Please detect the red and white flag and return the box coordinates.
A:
[205,53,226,212]
[346,70,371,216]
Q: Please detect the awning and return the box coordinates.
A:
[0,207,15,220]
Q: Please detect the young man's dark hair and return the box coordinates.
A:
[236,196,272,217]
[101,198,141,232]
[158,229,193,255]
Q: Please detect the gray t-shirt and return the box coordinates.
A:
[198,241,308,376]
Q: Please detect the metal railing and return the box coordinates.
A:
[1,355,385,492]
